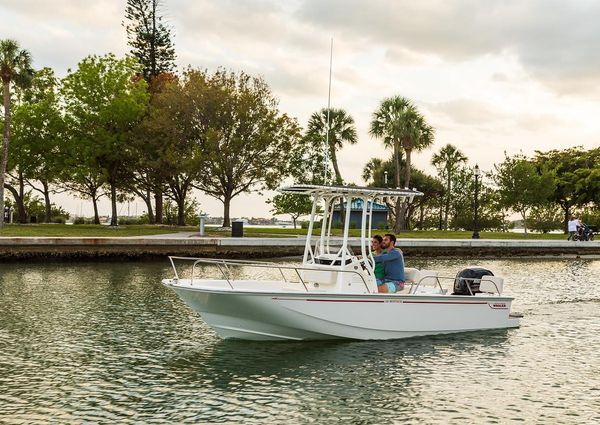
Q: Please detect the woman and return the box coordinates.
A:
[371,235,385,284]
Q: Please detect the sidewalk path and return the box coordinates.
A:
[1,234,600,259]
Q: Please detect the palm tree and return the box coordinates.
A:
[0,39,33,228]
[431,144,467,230]
[306,108,357,185]
[370,96,434,230]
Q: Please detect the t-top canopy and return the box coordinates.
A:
[280,184,424,198]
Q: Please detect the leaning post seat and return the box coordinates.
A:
[478,276,504,295]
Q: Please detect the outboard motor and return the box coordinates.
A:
[453,267,494,295]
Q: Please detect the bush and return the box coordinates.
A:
[301,220,322,229]
[52,216,67,224]
[73,217,85,225]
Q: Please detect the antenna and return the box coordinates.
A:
[324,38,333,185]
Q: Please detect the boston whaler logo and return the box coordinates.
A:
[489,302,508,309]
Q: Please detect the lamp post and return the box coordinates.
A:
[383,171,388,185]
[472,164,480,239]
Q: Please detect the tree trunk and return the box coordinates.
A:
[110,182,118,226]
[393,140,401,187]
[394,198,403,233]
[92,195,100,225]
[177,197,186,226]
[562,204,570,234]
[154,190,163,224]
[145,189,155,224]
[521,210,528,235]
[43,181,51,223]
[330,148,343,185]
[404,148,412,188]
[444,176,451,230]
[222,195,231,227]
[0,81,11,228]
[18,172,26,223]
[3,184,25,225]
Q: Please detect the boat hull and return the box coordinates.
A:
[165,281,519,341]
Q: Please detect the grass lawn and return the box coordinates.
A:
[0,224,196,237]
[0,223,569,240]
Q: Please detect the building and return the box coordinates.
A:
[332,199,389,229]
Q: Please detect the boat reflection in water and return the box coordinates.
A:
[163,185,521,341]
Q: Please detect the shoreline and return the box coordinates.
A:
[1,236,600,260]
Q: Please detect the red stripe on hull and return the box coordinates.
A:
[403,301,487,305]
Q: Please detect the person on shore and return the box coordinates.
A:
[371,235,385,284]
[568,216,579,241]
[373,233,405,293]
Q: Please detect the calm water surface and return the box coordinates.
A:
[1,258,599,423]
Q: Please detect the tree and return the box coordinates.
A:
[431,144,467,230]
[306,108,357,185]
[61,54,149,226]
[528,204,563,233]
[362,155,443,230]
[269,193,314,229]
[136,71,207,226]
[370,96,434,231]
[192,69,302,227]
[129,72,178,224]
[124,0,176,84]
[10,68,65,223]
[534,147,600,232]
[493,154,555,234]
[0,39,34,228]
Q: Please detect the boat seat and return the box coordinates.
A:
[404,268,420,283]
[409,270,442,294]
[479,276,504,294]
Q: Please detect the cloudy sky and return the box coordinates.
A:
[2,0,600,219]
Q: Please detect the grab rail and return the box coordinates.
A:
[410,275,500,295]
[167,256,373,293]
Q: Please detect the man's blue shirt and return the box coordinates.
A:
[373,248,405,282]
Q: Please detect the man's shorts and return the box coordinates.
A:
[376,279,405,293]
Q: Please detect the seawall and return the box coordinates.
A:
[1,236,600,260]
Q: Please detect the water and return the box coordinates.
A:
[1,258,599,423]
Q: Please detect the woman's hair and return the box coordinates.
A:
[372,234,383,244]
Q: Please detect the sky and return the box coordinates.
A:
[2,0,600,220]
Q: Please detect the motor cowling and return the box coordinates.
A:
[453,267,494,295]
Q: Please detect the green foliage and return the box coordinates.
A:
[528,204,563,233]
[431,144,468,230]
[124,0,176,82]
[493,154,555,233]
[188,69,302,226]
[306,108,357,184]
[61,54,149,226]
[0,39,34,227]
[269,193,314,229]
[163,198,200,226]
[5,192,69,221]
[10,67,65,222]
[534,147,600,230]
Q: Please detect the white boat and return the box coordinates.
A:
[162,185,521,341]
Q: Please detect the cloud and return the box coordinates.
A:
[295,0,600,97]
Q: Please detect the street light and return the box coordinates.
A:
[472,164,480,239]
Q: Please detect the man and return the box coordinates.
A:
[373,233,405,293]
